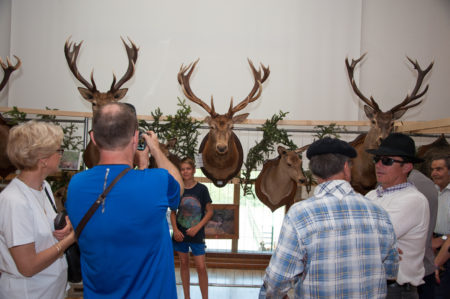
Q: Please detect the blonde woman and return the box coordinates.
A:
[0,120,75,299]
[171,157,213,299]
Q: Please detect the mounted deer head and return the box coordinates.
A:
[255,145,307,212]
[345,54,433,194]
[64,36,139,112]
[0,55,21,92]
[65,37,139,168]
[0,55,21,179]
[346,53,433,147]
[178,59,270,187]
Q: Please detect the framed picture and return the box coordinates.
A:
[59,150,82,171]
[205,204,239,239]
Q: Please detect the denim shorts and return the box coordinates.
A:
[172,241,206,256]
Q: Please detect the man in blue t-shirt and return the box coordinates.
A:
[66,102,183,298]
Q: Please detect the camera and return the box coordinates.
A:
[137,131,147,151]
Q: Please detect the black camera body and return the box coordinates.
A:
[137,131,147,151]
[54,210,68,230]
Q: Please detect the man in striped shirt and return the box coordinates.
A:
[260,137,399,299]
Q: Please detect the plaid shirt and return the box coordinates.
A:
[260,180,399,299]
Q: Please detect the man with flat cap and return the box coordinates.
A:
[259,137,399,299]
[365,133,430,299]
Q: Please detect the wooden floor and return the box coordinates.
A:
[175,268,265,299]
[66,268,267,299]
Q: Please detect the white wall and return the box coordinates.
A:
[0,0,12,106]
[2,0,449,122]
[359,0,450,121]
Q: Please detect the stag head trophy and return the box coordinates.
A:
[345,53,433,194]
[255,145,307,212]
[64,37,139,168]
[0,55,21,179]
[178,59,270,187]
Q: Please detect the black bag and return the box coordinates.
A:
[54,210,82,283]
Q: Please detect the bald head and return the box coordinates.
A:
[92,102,137,150]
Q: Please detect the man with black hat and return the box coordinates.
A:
[259,137,399,299]
[366,133,430,299]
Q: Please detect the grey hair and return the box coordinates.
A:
[309,153,349,180]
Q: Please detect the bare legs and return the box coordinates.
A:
[194,254,208,299]
[176,251,208,299]
[178,251,191,299]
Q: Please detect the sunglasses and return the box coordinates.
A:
[373,156,404,166]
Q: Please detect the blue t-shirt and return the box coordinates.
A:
[66,164,180,299]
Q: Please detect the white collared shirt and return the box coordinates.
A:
[435,183,450,234]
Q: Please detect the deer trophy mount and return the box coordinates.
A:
[0,55,21,179]
[64,37,139,168]
[255,146,307,212]
[178,59,270,187]
[345,53,433,194]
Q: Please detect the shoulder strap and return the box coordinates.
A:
[75,167,131,239]
[44,187,58,213]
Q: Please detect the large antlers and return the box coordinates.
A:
[345,53,433,114]
[64,36,139,97]
[390,57,434,113]
[0,55,21,92]
[178,59,270,117]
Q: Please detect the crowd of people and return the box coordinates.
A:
[0,102,448,299]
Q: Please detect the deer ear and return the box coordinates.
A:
[113,88,128,100]
[277,146,286,155]
[203,116,212,124]
[78,87,95,102]
[232,113,249,124]
[363,105,375,119]
[392,108,407,120]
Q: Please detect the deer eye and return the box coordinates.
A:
[371,120,376,125]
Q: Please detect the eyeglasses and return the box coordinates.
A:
[373,156,404,166]
[56,149,65,155]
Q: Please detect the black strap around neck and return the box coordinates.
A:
[44,187,58,213]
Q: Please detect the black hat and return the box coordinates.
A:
[306,137,357,159]
[366,133,423,163]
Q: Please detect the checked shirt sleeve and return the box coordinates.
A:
[260,214,304,298]
[381,217,400,279]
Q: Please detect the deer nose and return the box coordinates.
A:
[216,144,228,154]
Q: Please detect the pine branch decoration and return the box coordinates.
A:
[241,111,297,196]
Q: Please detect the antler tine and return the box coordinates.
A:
[110,37,139,92]
[64,37,96,91]
[230,59,269,116]
[0,55,21,92]
[345,53,380,111]
[177,59,215,116]
[390,57,434,113]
